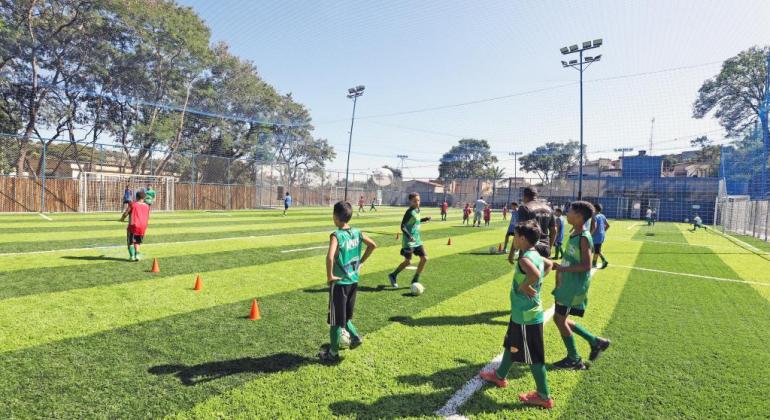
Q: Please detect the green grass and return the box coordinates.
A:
[0,208,768,418]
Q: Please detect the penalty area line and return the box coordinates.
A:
[609,264,770,287]
[38,213,53,221]
[280,245,327,253]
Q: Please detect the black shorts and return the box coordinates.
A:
[503,318,545,365]
[593,242,603,253]
[555,303,585,318]
[328,282,357,327]
[126,231,144,245]
[400,245,426,259]
[535,242,551,258]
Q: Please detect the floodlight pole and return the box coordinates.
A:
[579,49,584,200]
[344,85,365,202]
[508,151,522,204]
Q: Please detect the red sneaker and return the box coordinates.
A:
[479,369,508,388]
[518,390,554,409]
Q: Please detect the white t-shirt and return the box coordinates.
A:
[474,199,487,212]
[646,209,652,218]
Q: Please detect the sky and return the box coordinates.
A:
[177,0,770,179]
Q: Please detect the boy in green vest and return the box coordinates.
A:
[388,192,431,288]
[318,201,377,363]
[552,201,611,370]
[480,220,554,409]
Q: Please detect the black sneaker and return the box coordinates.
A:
[388,273,398,288]
[317,350,341,364]
[589,338,611,361]
[350,335,363,349]
[601,260,609,269]
[552,356,587,370]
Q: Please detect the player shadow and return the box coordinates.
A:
[61,255,128,262]
[397,358,527,389]
[389,310,509,327]
[148,352,313,386]
[303,285,400,294]
[459,252,505,256]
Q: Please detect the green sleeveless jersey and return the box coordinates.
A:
[332,228,363,285]
[401,207,423,248]
[144,188,156,205]
[511,249,545,325]
[553,230,593,309]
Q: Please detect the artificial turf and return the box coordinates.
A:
[0,208,768,419]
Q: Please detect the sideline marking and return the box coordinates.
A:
[708,228,763,253]
[38,213,53,221]
[626,222,641,230]
[280,245,327,253]
[610,264,770,287]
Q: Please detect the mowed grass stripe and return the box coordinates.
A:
[0,230,504,354]
[0,221,495,299]
[552,227,770,418]
[0,246,513,419]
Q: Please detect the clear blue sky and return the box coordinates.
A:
[178,0,770,178]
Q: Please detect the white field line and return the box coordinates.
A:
[610,264,770,287]
[708,228,763,253]
[37,213,53,221]
[436,305,557,418]
[437,268,598,418]
[626,222,641,230]
[616,237,770,254]
[280,245,327,253]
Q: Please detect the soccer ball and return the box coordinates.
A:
[488,246,496,254]
[411,282,425,296]
[684,218,689,223]
[340,328,351,349]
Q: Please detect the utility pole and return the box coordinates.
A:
[508,151,522,204]
[649,117,655,155]
[560,38,603,200]
[344,85,365,201]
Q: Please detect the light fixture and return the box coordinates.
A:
[569,44,579,52]
[560,46,569,54]
[593,38,603,47]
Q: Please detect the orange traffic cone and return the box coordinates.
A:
[194,274,203,291]
[447,237,452,245]
[396,232,400,240]
[151,258,160,273]
[249,299,261,320]
[497,243,503,253]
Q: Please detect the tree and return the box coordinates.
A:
[519,141,580,183]
[487,165,505,179]
[281,136,335,187]
[381,165,402,180]
[689,135,720,176]
[693,46,769,136]
[438,138,497,179]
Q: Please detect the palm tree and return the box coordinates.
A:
[488,165,506,180]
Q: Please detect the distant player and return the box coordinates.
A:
[370,196,377,211]
[440,199,448,221]
[502,202,519,255]
[462,203,471,225]
[358,195,365,213]
[645,207,653,226]
[318,201,377,363]
[690,214,705,231]
[552,201,610,370]
[283,192,292,216]
[517,187,556,258]
[473,196,487,227]
[144,185,156,207]
[591,203,610,269]
[502,204,508,220]
[651,210,657,225]
[388,192,431,288]
[553,207,566,259]
[119,190,151,262]
[122,185,132,211]
[480,220,554,409]
[483,204,491,227]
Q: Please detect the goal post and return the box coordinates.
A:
[78,172,175,212]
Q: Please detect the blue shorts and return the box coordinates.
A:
[507,225,516,235]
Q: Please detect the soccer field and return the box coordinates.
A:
[0,208,769,419]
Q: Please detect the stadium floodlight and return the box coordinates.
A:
[344,85,366,201]
[559,37,604,200]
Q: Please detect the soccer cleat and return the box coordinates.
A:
[552,356,587,370]
[388,273,398,288]
[601,260,609,269]
[589,338,611,361]
[349,335,363,349]
[317,350,341,364]
[479,369,508,388]
[518,390,554,409]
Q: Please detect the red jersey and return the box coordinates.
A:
[127,201,151,235]
[441,202,448,212]
[483,207,491,221]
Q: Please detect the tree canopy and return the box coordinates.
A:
[519,141,580,183]
[437,138,498,179]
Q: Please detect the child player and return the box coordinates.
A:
[552,201,610,370]
[502,202,519,255]
[388,192,431,288]
[318,201,377,363]
[480,220,554,409]
[358,195,365,213]
[462,203,471,225]
[591,203,610,269]
[440,199,448,221]
[553,207,566,259]
[483,204,491,227]
[502,204,508,220]
[119,190,151,262]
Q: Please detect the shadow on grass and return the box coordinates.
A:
[459,252,505,256]
[389,311,509,327]
[149,353,313,386]
[303,285,401,294]
[61,255,129,262]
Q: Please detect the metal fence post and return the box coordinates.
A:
[40,143,46,213]
[191,151,196,210]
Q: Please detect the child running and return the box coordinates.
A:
[440,199,448,221]
[388,192,431,288]
[358,195,365,213]
[591,203,610,269]
[690,214,705,231]
[119,190,151,262]
[462,203,471,225]
[553,208,566,259]
[552,201,610,370]
[483,204,491,227]
[502,204,508,220]
[480,220,554,409]
[318,201,377,363]
[502,202,519,255]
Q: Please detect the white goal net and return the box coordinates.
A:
[78,172,175,212]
